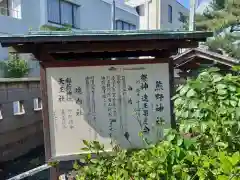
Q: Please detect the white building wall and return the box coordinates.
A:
[126,0,188,30]
[0,0,139,77]
[160,0,188,30]
[38,0,138,30]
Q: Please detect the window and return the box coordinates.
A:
[136,4,145,16]
[33,98,42,111]
[47,0,79,28]
[0,0,21,19]
[168,5,172,23]
[179,12,186,23]
[13,101,25,115]
[115,20,136,30]
[8,0,21,19]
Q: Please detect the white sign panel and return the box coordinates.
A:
[46,63,171,160]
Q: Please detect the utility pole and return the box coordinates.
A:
[111,0,116,30]
[189,0,196,31]
[145,0,149,29]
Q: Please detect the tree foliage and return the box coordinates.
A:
[211,0,226,11]
[71,68,240,180]
[196,0,240,31]
[206,34,240,58]
[195,0,240,59]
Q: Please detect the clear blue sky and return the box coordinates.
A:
[177,0,189,8]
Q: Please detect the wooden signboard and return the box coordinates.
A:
[42,59,173,161]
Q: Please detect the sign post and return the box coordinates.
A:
[0,30,212,179]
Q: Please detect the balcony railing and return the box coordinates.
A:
[0,6,21,19]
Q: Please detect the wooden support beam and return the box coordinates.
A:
[32,46,55,62]
[50,49,178,60]
[43,40,198,53]
[8,45,37,54]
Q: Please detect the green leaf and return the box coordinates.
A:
[167,134,175,142]
[216,84,227,89]
[230,100,237,107]
[177,137,183,146]
[183,138,196,150]
[196,168,206,180]
[81,147,89,151]
[186,89,196,98]
[218,95,227,100]
[217,175,229,180]
[228,85,237,92]
[236,108,240,119]
[217,89,228,95]
[93,141,101,150]
[171,94,180,100]
[149,172,157,178]
[203,160,210,168]
[175,97,183,106]
[175,146,181,157]
[87,153,91,160]
[208,67,220,72]
[83,140,89,147]
[216,142,228,149]
[176,85,184,92]
[189,101,198,109]
[172,165,182,174]
[200,122,208,132]
[73,161,80,170]
[229,152,240,166]
[219,152,232,174]
[213,75,223,82]
[180,86,190,96]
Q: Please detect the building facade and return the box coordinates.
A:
[126,0,189,30]
[0,0,139,76]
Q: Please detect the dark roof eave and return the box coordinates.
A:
[174,48,240,68]
[0,30,213,46]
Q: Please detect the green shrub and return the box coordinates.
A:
[71,68,240,180]
[5,54,30,78]
[174,67,240,151]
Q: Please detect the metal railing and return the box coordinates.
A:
[0,6,21,19]
[6,164,51,180]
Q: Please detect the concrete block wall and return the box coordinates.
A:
[0,78,43,162]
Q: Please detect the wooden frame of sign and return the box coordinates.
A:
[40,58,175,162]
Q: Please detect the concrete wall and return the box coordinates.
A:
[0,78,43,162]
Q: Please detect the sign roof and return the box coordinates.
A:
[0,30,212,44]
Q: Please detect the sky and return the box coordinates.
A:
[177,0,189,8]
